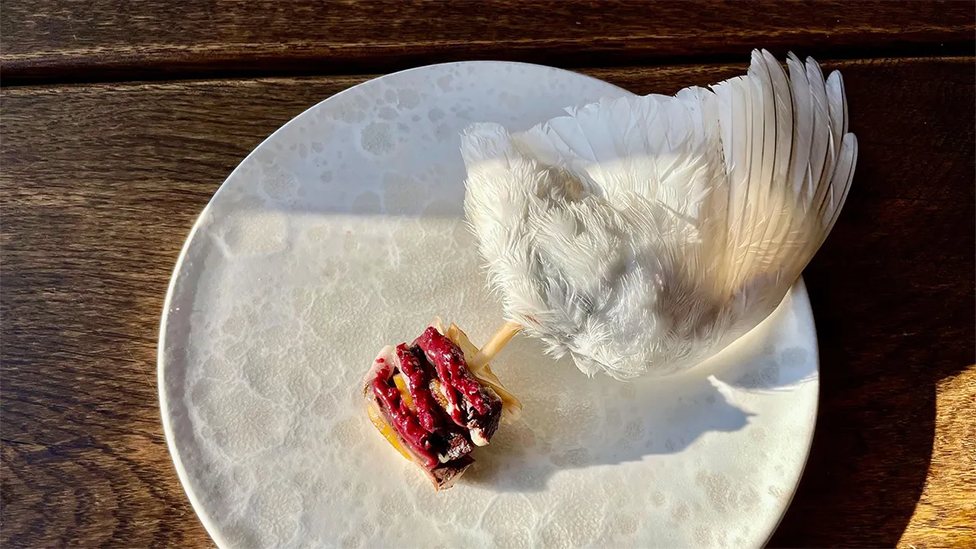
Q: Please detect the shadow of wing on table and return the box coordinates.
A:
[768,59,976,548]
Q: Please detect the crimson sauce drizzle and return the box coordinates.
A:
[395,344,444,432]
[415,327,492,417]
[370,364,438,469]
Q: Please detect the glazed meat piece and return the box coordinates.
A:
[363,319,521,490]
[415,327,502,446]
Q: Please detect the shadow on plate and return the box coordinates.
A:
[464,305,816,493]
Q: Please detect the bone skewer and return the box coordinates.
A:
[469,321,522,371]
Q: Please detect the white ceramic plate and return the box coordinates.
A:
[159,62,818,549]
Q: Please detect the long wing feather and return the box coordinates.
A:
[713,50,856,294]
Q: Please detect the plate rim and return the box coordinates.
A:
[758,278,820,548]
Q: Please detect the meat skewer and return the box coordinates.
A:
[363,319,521,490]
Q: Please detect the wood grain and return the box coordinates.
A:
[901,367,976,548]
[1,58,974,548]
[2,0,974,84]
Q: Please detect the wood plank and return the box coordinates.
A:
[2,0,974,84]
[901,367,976,549]
[2,58,973,548]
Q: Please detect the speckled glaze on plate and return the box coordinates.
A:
[158,62,819,549]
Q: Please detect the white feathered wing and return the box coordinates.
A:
[460,51,857,379]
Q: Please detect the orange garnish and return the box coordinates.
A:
[367,401,413,462]
[393,374,415,411]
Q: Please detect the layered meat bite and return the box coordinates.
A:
[363,319,521,490]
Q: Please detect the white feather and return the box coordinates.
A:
[461,50,857,379]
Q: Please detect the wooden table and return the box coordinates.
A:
[2,2,974,548]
